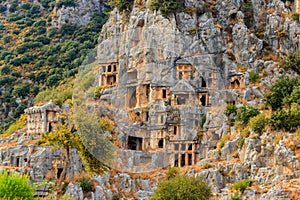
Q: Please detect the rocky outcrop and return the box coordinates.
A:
[51,0,107,26]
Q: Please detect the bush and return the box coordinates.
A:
[2,114,26,137]
[0,5,6,13]
[167,167,178,179]
[57,0,76,8]
[149,0,185,17]
[108,0,134,12]
[12,83,31,98]
[80,177,92,193]
[292,13,299,21]
[265,76,299,110]
[231,179,252,194]
[46,74,62,87]
[280,51,300,74]
[236,106,259,125]
[249,114,266,134]
[225,103,237,116]
[151,175,212,200]
[0,171,35,199]
[248,72,259,83]
[270,104,300,131]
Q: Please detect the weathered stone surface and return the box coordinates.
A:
[52,0,106,26]
[65,183,84,200]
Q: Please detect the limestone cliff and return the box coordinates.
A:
[0,0,300,199]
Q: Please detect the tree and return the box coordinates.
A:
[148,0,185,17]
[280,51,300,74]
[39,123,75,200]
[39,110,114,199]
[151,175,212,200]
[265,76,299,110]
[236,105,259,125]
[0,171,35,200]
[108,0,134,12]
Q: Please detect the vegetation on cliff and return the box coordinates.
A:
[0,171,35,200]
[0,0,109,133]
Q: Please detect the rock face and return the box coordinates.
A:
[51,0,107,26]
[1,0,300,199]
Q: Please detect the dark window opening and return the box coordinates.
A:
[200,95,207,106]
[177,94,188,105]
[158,139,164,148]
[162,89,167,98]
[113,65,117,72]
[24,158,28,163]
[174,126,177,135]
[146,84,150,101]
[181,144,186,151]
[48,123,52,132]
[179,72,183,80]
[188,154,192,165]
[181,154,186,167]
[57,168,63,179]
[128,136,143,151]
[160,115,164,124]
[174,144,179,150]
[16,157,20,167]
[174,154,178,167]
[108,65,112,72]
[231,79,240,88]
[202,77,207,87]
[102,66,106,72]
[188,144,192,150]
[145,112,149,122]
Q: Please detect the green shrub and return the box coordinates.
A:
[236,106,259,125]
[292,13,299,21]
[57,0,76,8]
[236,137,245,149]
[280,51,300,74]
[80,177,92,193]
[148,0,185,17]
[230,192,240,200]
[12,83,31,98]
[0,170,35,199]
[0,65,10,74]
[249,72,259,83]
[266,76,299,110]
[249,114,266,134]
[271,104,300,131]
[0,5,6,13]
[283,86,300,105]
[167,167,178,179]
[226,103,237,116]
[151,175,212,200]
[2,114,26,137]
[108,0,134,12]
[231,179,252,194]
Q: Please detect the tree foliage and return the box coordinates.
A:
[0,1,109,130]
[0,171,35,200]
[148,0,185,17]
[236,105,259,125]
[280,51,300,74]
[107,0,134,12]
[151,175,212,200]
[265,76,299,110]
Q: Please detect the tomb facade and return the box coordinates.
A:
[24,101,60,134]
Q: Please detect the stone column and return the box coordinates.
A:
[43,110,47,133]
